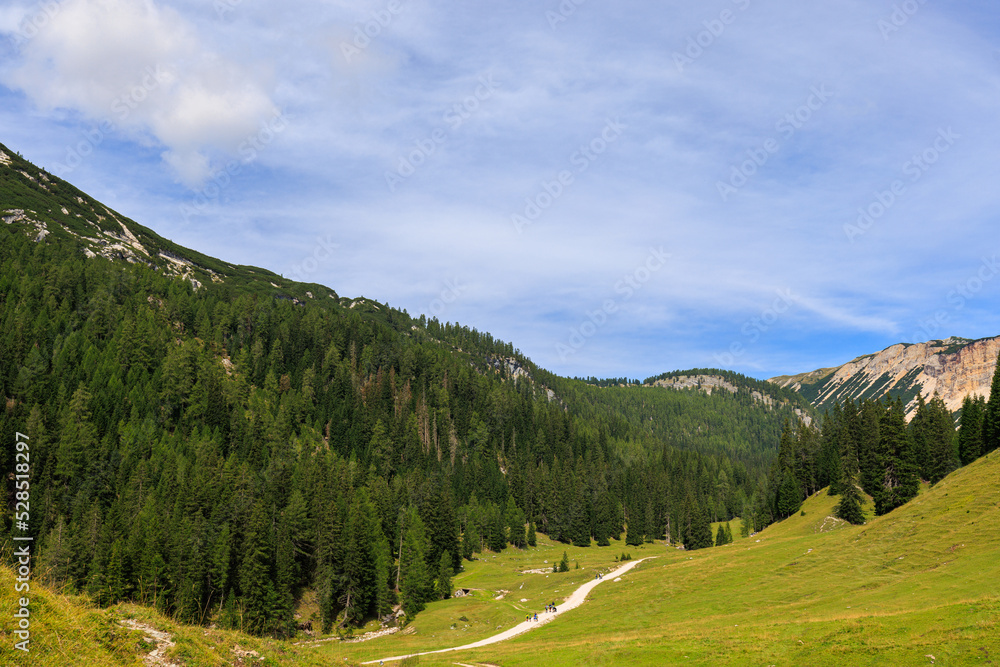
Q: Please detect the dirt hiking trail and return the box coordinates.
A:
[363,556,656,665]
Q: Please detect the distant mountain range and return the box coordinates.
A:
[769,336,999,418]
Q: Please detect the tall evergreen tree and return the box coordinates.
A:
[714,522,729,547]
[924,394,958,484]
[984,348,1000,456]
[775,468,802,518]
[399,509,432,619]
[239,502,276,635]
[835,466,865,525]
[958,394,986,465]
[435,551,453,600]
[874,399,919,516]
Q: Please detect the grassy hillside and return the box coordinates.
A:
[344,449,1000,666]
[5,448,998,665]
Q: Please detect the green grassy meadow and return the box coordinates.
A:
[4,448,999,666]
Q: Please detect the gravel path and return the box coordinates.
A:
[362,556,656,665]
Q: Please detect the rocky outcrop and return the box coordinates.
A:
[770,336,999,419]
[650,374,813,425]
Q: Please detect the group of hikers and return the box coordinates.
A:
[525,602,558,623]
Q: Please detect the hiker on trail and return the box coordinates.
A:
[534,613,538,621]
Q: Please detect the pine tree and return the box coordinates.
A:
[526,521,537,547]
[958,394,985,465]
[558,551,570,572]
[399,509,432,619]
[239,502,276,635]
[488,504,507,552]
[684,500,713,550]
[56,385,97,482]
[374,534,394,620]
[925,394,958,484]
[874,398,919,515]
[625,500,644,547]
[342,489,380,626]
[984,348,1000,456]
[505,496,526,548]
[714,523,729,547]
[436,551,453,600]
[462,521,480,560]
[776,468,802,518]
[835,466,865,525]
[909,394,931,478]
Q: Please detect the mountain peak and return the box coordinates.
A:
[769,336,999,416]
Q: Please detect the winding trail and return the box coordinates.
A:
[362,556,656,665]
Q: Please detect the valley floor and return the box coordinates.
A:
[3,448,1000,666]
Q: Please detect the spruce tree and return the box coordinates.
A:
[56,385,97,482]
[776,468,802,518]
[625,502,644,547]
[925,394,958,484]
[558,551,570,572]
[874,398,919,515]
[958,394,985,465]
[342,489,380,626]
[462,522,480,560]
[505,496,526,548]
[526,521,537,547]
[400,509,432,619]
[488,504,507,552]
[909,394,931,478]
[835,466,865,525]
[984,348,1000,456]
[436,551,453,600]
[239,502,276,635]
[685,501,713,550]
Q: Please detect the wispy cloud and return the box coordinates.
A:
[3,0,1000,380]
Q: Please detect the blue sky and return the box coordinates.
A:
[2,0,999,381]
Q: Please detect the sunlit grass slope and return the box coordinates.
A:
[338,449,1000,666]
[4,449,998,665]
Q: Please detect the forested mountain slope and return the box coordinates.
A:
[1,141,813,637]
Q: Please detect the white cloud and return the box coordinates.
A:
[1,0,278,187]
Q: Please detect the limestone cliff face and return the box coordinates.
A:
[650,374,813,425]
[769,336,1000,419]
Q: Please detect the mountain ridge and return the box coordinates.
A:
[769,335,1000,418]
